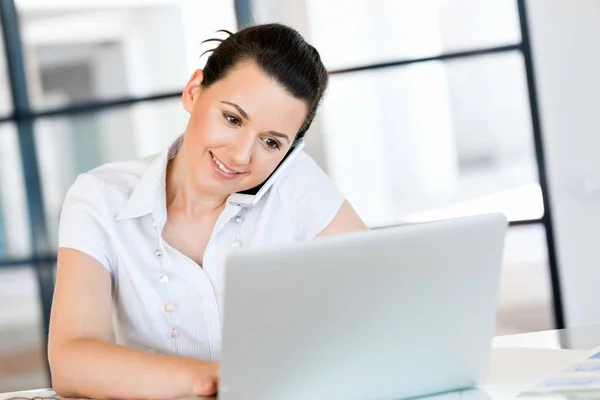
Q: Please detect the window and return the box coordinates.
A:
[320,52,541,226]
[499,224,554,334]
[15,0,237,110]
[305,0,521,70]
[0,123,31,260]
[0,24,12,116]
[0,265,48,392]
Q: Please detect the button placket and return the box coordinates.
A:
[200,288,221,354]
[200,234,224,333]
[152,217,180,351]
[232,213,244,249]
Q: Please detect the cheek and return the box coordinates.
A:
[188,114,225,147]
[250,154,284,181]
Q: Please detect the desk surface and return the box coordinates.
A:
[2,326,599,400]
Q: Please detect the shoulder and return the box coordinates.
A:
[63,154,157,215]
[272,152,345,237]
[58,156,157,272]
[69,154,156,196]
[73,155,155,195]
[275,152,330,198]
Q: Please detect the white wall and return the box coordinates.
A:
[527,0,600,327]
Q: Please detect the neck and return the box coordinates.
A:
[165,144,227,216]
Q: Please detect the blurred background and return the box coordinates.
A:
[1,0,600,392]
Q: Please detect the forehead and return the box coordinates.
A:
[206,61,308,124]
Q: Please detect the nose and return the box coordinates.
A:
[230,131,254,167]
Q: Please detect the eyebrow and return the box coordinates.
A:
[221,101,249,120]
[220,101,291,143]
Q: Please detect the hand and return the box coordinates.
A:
[191,361,219,397]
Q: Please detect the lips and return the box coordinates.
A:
[209,151,245,179]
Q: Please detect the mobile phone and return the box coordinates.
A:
[227,139,305,207]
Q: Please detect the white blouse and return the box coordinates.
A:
[58,135,344,361]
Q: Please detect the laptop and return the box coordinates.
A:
[219,213,507,399]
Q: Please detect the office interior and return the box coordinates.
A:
[0,0,599,393]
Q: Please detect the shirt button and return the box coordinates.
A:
[235,216,243,225]
[170,329,179,338]
[164,303,175,312]
[232,241,241,248]
[155,249,163,258]
[160,275,169,284]
[205,302,216,309]
[152,220,157,228]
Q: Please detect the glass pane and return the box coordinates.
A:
[302,0,521,70]
[16,0,238,110]
[317,51,542,227]
[0,23,13,117]
[0,265,49,392]
[498,224,554,335]
[0,123,32,259]
[35,97,188,249]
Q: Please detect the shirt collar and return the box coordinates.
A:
[115,136,183,223]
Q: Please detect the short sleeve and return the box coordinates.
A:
[58,174,114,274]
[276,152,345,239]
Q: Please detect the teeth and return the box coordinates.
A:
[212,154,237,174]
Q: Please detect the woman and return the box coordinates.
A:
[48,23,367,399]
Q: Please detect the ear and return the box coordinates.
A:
[182,69,204,113]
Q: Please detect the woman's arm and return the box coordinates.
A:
[48,248,218,399]
[317,200,368,237]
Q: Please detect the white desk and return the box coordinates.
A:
[2,326,599,400]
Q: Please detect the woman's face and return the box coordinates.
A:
[181,61,308,199]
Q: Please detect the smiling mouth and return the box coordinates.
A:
[210,151,243,175]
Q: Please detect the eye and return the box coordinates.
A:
[263,138,281,150]
[223,113,241,127]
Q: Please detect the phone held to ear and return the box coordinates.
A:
[227,139,305,207]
